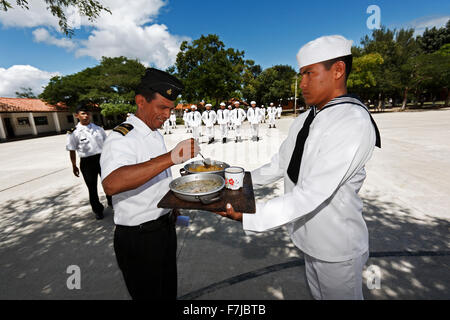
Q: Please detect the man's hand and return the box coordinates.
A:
[215,203,243,222]
[171,138,200,164]
[72,165,80,177]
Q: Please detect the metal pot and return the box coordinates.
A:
[169,173,225,204]
[180,160,230,177]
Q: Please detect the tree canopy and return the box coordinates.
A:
[39,56,145,116]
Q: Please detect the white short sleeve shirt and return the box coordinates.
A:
[66,122,107,158]
[100,114,172,226]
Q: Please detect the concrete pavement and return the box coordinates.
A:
[0,110,449,299]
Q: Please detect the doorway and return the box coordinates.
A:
[4,118,15,138]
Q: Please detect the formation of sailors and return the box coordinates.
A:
[179,101,282,143]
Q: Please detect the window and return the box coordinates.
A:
[17,117,30,126]
[34,116,48,126]
[67,115,74,123]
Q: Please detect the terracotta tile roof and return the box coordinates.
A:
[0,98,69,112]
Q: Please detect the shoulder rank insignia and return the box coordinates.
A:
[66,127,76,134]
[113,123,134,136]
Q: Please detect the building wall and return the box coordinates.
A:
[0,111,103,140]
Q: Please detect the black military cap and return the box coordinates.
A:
[75,105,89,113]
[137,68,184,101]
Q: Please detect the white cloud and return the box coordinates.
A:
[403,15,450,36]
[0,65,59,98]
[0,0,189,69]
[32,28,76,50]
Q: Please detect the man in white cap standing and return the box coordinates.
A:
[190,105,202,142]
[260,104,266,123]
[169,110,177,129]
[276,104,282,119]
[215,35,381,300]
[216,102,229,143]
[202,103,217,144]
[230,101,246,143]
[183,109,190,133]
[247,101,261,141]
[267,102,276,128]
[227,105,234,131]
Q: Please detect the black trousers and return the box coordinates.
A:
[80,154,112,214]
[114,213,177,300]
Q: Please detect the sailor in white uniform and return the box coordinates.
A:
[267,102,277,128]
[260,105,266,123]
[247,101,261,141]
[163,118,171,134]
[276,105,283,119]
[216,102,229,143]
[215,35,381,300]
[227,105,234,131]
[169,111,177,129]
[182,109,189,132]
[230,101,246,143]
[190,105,202,142]
[202,103,217,144]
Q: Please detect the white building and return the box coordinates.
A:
[0,98,107,141]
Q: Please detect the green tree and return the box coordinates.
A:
[347,53,384,101]
[416,20,450,54]
[360,26,421,108]
[256,65,297,105]
[0,0,110,36]
[40,56,146,115]
[173,34,247,105]
[15,87,37,98]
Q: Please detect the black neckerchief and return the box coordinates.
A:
[287,94,381,185]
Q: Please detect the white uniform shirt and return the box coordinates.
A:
[230,108,246,126]
[191,111,202,127]
[170,114,176,122]
[247,107,261,125]
[202,110,217,127]
[216,109,229,125]
[260,107,266,121]
[100,114,172,226]
[243,97,377,262]
[66,122,107,158]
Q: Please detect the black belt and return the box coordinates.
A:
[116,211,174,232]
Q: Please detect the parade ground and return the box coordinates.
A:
[0,109,449,300]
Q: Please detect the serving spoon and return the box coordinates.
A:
[198,152,212,167]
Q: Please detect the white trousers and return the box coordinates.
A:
[191,126,200,141]
[268,115,276,126]
[234,124,242,138]
[219,124,228,138]
[205,126,214,139]
[304,251,369,300]
[250,123,259,138]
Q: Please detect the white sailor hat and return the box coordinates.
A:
[296,35,353,70]
[250,101,256,105]
[234,101,240,105]
[220,102,226,106]
[228,105,232,108]
[191,105,197,109]
[205,103,212,107]
[270,102,274,106]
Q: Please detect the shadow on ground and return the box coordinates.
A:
[177,187,450,300]
[1,184,449,300]
[0,187,127,300]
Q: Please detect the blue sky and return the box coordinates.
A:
[1,0,449,97]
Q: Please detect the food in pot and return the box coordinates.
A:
[174,179,222,193]
[190,164,223,172]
